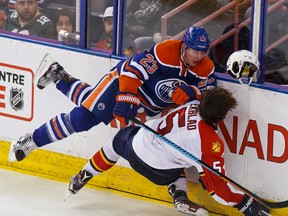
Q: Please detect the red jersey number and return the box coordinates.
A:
[157,107,186,135]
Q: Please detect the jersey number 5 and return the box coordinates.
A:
[157,107,186,135]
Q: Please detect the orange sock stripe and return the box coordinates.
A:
[51,117,65,139]
[82,69,118,111]
[73,83,89,103]
[90,149,115,172]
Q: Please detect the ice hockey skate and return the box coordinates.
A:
[8,134,37,162]
[68,169,93,194]
[169,185,209,216]
[174,195,209,216]
[35,53,74,90]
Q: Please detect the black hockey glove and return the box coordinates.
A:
[235,194,270,216]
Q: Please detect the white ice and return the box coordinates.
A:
[0,168,182,216]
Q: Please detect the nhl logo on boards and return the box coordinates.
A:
[9,87,24,111]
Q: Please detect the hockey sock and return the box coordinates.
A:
[84,146,118,176]
[168,176,187,194]
[56,80,93,106]
[32,106,100,147]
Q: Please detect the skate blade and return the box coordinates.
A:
[33,53,55,84]
[177,204,209,216]
[260,210,272,216]
[8,141,17,162]
[64,192,73,202]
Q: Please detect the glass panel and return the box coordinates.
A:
[208,0,252,74]
[264,1,288,85]
[87,0,113,53]
[125,0,252,67]
[2,0,77,43]
[48,1,78,45]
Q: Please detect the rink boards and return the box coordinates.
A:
[1,36,288,215]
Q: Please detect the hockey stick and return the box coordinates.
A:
[131,117,288,209]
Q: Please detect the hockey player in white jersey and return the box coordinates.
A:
[67,87,270,216]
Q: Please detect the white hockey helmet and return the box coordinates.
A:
[226,50,260,85]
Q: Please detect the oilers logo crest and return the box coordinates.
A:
[10,88,24,111]
[155,79,187,103]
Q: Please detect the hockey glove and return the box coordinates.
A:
[113,91,140,125]
[171,85,201,105]
[235,194,270,216]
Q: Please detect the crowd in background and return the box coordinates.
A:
[0,0,287,85]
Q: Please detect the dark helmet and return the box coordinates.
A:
[183,26,210,52]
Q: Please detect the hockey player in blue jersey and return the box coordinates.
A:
[9,25,216,216]
[9,26,215,162]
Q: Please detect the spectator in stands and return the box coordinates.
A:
[0,11,5,29]
[0,0,8,11]
[54,8,77,44]
[133,0,220,52]
[96,6,138,55]
[4,0,56,39]
[126,0,163,40]
[7,0,76,15]
[7,0,16,14]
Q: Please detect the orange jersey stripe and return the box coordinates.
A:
[82,69,118,111]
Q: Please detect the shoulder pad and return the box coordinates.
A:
[153,40,182,67]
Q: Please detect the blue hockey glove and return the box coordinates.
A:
[235,194,270,216]
[113,92,140,125]
[171,85,201,105]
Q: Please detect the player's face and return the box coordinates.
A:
[56,15,73,33]
[183,47,207,67]
[103,17,113,38]
[16,0,38,21]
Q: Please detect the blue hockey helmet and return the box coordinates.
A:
[183,26,210,52]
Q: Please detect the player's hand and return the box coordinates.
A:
[113,91,140,125]
[235,194,270,216]
[171,85,201,105]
